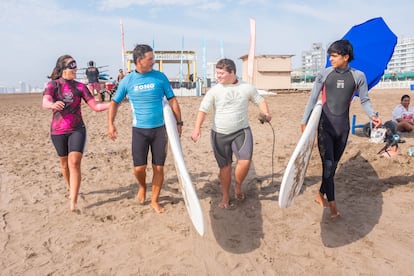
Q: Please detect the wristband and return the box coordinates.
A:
[176,121,183,126]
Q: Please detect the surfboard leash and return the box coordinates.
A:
[258,114,276,186]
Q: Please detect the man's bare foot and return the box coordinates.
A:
[136,189,146,205]
[234,183,245,201]
[235,192,246,201]
[218,201,229,209]
[315,193,328,208]
[328,201,340,219]
[70,203,81,214]
[151,203,165,213]
[218,199,236,209]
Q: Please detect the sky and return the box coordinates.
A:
[1,0,413,89]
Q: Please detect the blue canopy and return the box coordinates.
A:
[326,17,397,91]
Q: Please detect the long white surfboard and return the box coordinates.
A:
[279,101,322,208]
[163,98,205,236]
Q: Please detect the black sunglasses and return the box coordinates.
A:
[64,60,77,70]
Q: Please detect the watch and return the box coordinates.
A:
[176,121,184,126]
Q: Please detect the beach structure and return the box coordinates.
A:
[239,54,293,91]
[125,50,201,96]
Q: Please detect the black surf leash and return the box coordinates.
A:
[258,113,275,186]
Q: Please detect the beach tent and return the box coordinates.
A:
[326,17,397,91]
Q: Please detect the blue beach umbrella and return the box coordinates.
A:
[326,17,397,91]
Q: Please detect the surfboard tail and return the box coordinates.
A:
[163,98,205,236]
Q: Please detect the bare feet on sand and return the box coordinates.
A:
[328,201,340,219]
[235,192,245,201]
[315,193,328,208]
[218,200,236,209]
[234,183,245,201]
[218,201,230,209]
[70,203,81,214]
[136,189,146,205]
[151,202,165,213]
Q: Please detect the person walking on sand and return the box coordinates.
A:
[301,39,381,219]
[43,55,110,212]
[108,44,183,213]
[85,60,102,101]
[191,58,272,209]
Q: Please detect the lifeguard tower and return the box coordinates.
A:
[125,50,201,96]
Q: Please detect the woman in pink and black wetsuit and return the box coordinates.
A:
[301,40,381,219]
[43,55,110,212]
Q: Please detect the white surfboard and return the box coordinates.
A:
[279,101,322,208]
[163,98,205,236]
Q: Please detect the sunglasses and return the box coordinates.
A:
[64,60,77,70]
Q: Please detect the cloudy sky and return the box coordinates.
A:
[1,0,413,88]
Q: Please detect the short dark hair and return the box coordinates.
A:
[133,44,153,64]
[216,58,236,74]
[327,39,354,62]
[401,94,410,101]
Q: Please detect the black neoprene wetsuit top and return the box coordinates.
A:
[301,66,375,128]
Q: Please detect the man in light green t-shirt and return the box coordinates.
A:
[191,58,272,209]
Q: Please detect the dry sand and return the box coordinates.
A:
[0,88,413,275]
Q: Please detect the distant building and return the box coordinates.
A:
[300,42,325,78]
[239,54,293,90]
[206,61,216,86]
[298,38,414,82]
[386,37,414,73]
[19,81,29,93]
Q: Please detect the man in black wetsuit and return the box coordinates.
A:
[301,39,381,219]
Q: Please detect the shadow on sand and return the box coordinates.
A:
[318,153,413,247]
[195,161,280,254]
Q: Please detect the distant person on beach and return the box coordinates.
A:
[42,54,110,212]
[301,39,381,219]
[191,58,272,209]
[392,94,414,132]
[117,69,125,83]
[108,44,183,213]
[85,60,102,101]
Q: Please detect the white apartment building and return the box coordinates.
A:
[386,36,414,73]
[300,42,326,77]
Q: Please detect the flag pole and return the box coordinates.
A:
[248,18,256,84]
[179,36,184,85]
[120,18,126,73]
[220,39,224,59]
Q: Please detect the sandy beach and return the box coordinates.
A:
[1,88,413,275]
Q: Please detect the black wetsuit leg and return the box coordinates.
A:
[317,109,349,202]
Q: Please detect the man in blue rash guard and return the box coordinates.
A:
[301,39,381,219]
[108,44,183,213]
